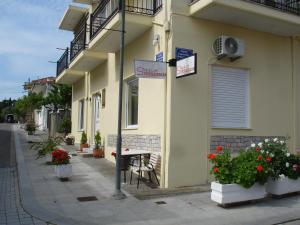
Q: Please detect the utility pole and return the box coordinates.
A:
[113,0,126,200]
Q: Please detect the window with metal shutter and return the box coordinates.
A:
[211,66,249,128]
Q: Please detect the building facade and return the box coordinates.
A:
[56,0,300,188]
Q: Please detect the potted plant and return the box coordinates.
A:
[52,148,72,181]
[65,134,75,145]
[93,131,104,158]
[26,122,36,135]
[30,137,62,164]
[80,131,88,151]
[209,145,269,205]
[262,138,300,195]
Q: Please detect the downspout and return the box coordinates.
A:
[291,36,297,152]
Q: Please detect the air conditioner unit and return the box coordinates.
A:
[212,35,245,61]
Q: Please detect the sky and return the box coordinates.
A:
[0,0,74,101]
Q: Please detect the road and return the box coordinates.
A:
[0,123,47,225]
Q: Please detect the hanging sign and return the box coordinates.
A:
[156,52,164,62]
[176,48,193,60]
[176,53,197,78]
[134,60,167,79]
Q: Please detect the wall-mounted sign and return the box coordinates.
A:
[176,53,197,78]
[176,48,193,60]
[156,52,164,62]
[134,60,167,79]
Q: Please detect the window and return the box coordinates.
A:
[126,78,139,128]
[78,99,85,130]
[211,66,249,129]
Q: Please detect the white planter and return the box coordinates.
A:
[266,177,300,195]
[54,164,72,179]
[45,154,52,164]
[211,181,267,204]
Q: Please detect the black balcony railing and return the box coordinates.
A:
[90,0,163,40]
[190,0,300,16]
[70,22,87,62]
[56,48,69,77]
[246,0,300,16]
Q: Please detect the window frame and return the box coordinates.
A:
[78,99,85,131]
[125,77,139,129]
[211,65,250,129]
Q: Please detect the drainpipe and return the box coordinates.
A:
[291,36,297,153]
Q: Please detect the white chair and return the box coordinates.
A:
[130,153,160,188]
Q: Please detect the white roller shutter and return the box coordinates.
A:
[211,66,249,128]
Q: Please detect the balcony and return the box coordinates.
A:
[56,48,69,77]
[89,0,162,52]
[189,0,300,36]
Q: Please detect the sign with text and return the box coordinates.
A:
[156,52,164,62]
[176,48,193,60]
[134,60,167,79]
[176,54,197,78]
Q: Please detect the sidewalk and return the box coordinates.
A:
[14,126,300,225]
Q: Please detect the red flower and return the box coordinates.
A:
[256,165,263,172]
[257,155,263,161]
[213,167,219,173]
[256,147,261,151]
[266,157,272,162]
[216,145,223,152]
[111,152,116,157]
[207,153,216,159]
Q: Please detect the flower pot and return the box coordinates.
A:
[80,143,89,151]
[45,154,52,164]
[211,181,267,204]
[93,147,104,158]
[66,138,74,145]
[266,177,300,196]
[55,164,72,180]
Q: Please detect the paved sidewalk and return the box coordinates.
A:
[13,125,300,225]
[0,167,47,225]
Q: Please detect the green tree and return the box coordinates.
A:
[43,84,71,111]
[13,93,43,122]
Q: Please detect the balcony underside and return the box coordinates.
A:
[56,69,85,85]
[89,13,153,52]
[69,50,107,72]
[59,5,88,31]
[190,0,300,36]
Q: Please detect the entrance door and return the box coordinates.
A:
[93,95,101,140]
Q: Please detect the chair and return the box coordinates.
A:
[130,153,160,188]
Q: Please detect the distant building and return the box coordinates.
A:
[24,77,55,130]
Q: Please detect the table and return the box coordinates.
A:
[112,149,151,184]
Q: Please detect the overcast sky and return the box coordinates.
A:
[0,0,74,100]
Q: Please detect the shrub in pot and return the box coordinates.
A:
[257,138,300,195]
[80,131,88,151]
[52,149,72,181]
[208,145,270,205]
[26,122,36,135]
[30,137,62,164]
[93,131,104,158]
[58,117,71,136]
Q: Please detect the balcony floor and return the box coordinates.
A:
[190,0,300,36]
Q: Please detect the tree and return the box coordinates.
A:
[13,93,44,122]
[43,84,71,111]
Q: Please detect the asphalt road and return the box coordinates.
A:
[0,123,14,168]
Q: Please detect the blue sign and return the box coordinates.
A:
[156,52,164,62]
[176,48,193,60]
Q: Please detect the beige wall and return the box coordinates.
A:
[67,0,300,189]
[165,14,299,188]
